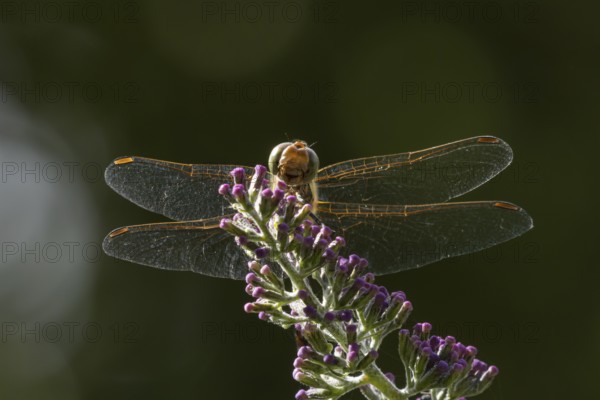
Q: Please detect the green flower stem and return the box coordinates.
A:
[360,384,382,400]
[249,206,318,302]
[322,321,349,351]
[364,364,407,400]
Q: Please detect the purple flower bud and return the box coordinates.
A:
[303,305,318,318]
[235,236,248,246]
[353,277,366,289]
[297,346,313,359]
[374,292,387,305]
[384,372,395,383]
[255,247,269,259]
[218,183,230,195]
[219,218,233,230]
[358,257,369,268]
[292,369,303,381]
[260,188,273,199]
[295,389,308,400]
[338,310,353,322]
[277,223,289,233]
[254,164,267,176]
[392,290,406,300]
[338,257,348,267]
[297,289,308,300]
[487,365,499,377]
[245,284,253,295]
[359,282,371,292]
[363,272,375,283]
[414,323,423,334]
[419,341,431,351]
[232,213,244,222]
[368,350,379,359]
[472,359,487,372]
[322,248,336,261]
[420,347,433,357]
[335,236,346,247]
[466,345,478,357]
[260,265,272,275]
[422,322,432,334]
[245,273,258,284]
[251,287,265,298]
[449,350,460,363]
[324,311,335,322]
[310,225,320,237]
[302,236,314,248]
[277,180,287,191]
[453,342,466,355]
[435,360,449,374]
[349,343,359,353]
[429,336,441,349]
[334,345,344,358]
[258,311,269,321]
[230,167,245,184]
[321,355,335,365]
[389,294,404,308]
[452,362,465,372]
[336,262,348,274]
[293,233,304,244]
[285,195,297,205]
[347,351,359,363]
[293,357,304,368]
[294,204,312,220]
[348,254,360,266]
[231,184,246,198]
[248,261,260,271]
[243,303,254,313]
[315,238,329,249]
[272,188,285,201]
[319,225,332,237]
[456,359,468,369]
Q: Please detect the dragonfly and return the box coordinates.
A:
[103,136,533,279]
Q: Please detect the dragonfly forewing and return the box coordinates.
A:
[105,156,256,221]
[316,136,513,205]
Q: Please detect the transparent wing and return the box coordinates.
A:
[102,217,249,279]
[316,137,513,205]
[104,156,257,221]
[317,200,533,275]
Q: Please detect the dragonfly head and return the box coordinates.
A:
[269,140,319,186]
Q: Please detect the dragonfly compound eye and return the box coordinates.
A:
[269,141,319,186]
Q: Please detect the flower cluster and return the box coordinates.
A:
[218,165,499,400]
[398,323,499,399]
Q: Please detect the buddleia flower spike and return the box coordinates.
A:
[219,165,499,400]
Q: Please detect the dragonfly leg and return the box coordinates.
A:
[309,211,323,225]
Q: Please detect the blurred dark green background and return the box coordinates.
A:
[0,0,597,399]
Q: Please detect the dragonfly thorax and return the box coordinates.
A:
[268,140,319,187]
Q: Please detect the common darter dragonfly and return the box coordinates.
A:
[103,137,532,279]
